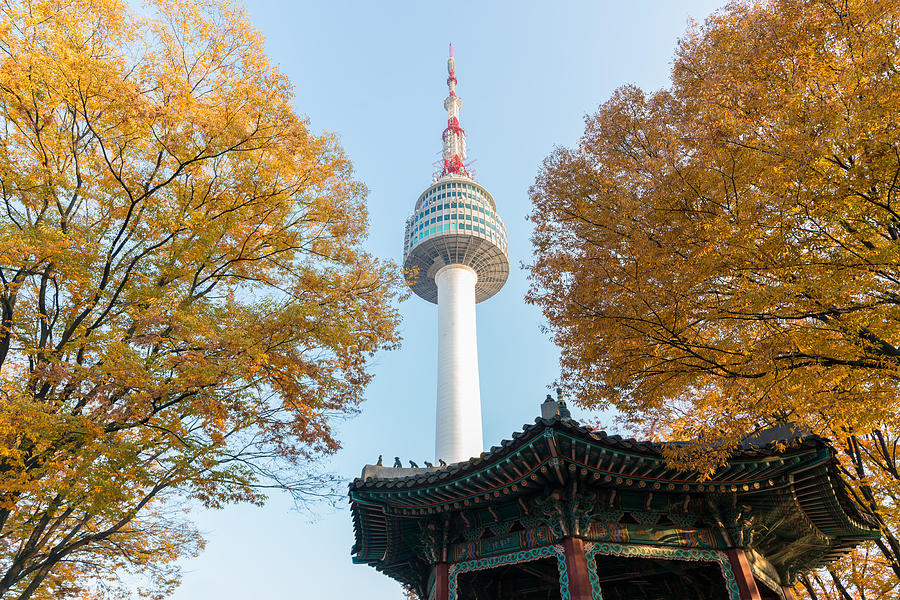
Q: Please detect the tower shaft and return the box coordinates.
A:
[435,265,482,463]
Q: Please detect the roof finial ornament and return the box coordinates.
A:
[556,387,573,421]
[541,388,573,422]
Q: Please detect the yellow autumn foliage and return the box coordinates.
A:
[529,0,900,596]
[0,1,401,598]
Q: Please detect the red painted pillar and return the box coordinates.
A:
[432,563,450,600]
[781,585,797,600]
[725,548,762,600]
[562,537,594,600]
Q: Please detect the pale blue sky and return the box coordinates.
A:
[172,1,730,598]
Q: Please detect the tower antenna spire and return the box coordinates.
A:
[442,43,467,177]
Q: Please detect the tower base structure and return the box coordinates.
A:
[435,264,482,464]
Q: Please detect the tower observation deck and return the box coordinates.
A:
[403,45,509,464]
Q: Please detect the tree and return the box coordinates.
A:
[528,0,900,597]
[0,0,402,598]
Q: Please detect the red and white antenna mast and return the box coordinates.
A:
[441,43,468,177]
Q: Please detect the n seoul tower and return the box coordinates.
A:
[403,45,509,464]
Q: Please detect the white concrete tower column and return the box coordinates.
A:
[435,264,482,464]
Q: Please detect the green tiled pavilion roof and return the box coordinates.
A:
[349,415,879,589]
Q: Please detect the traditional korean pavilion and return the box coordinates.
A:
[349,398,880,600]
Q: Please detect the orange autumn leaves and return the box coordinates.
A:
[0,1,401,598]
[529,0,900,597]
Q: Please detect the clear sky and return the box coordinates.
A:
[172,1,730,599]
